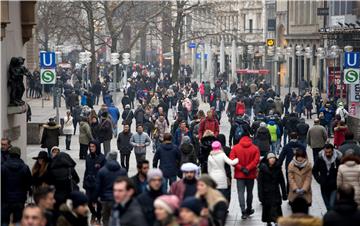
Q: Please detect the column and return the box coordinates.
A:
[286,55,291,88]
[292,53,296,88]
[231,39,237,83]
[220,38,225,74]
[304,54,308,83]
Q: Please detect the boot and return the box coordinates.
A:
[66,140,71,150]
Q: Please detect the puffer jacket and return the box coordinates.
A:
[179,143,197,166]
[41,122,61,149]
[208,151,238,189]
[62,116,74,135]
[83,141,106,191]
[198,117,219,138]
[153,142,180,178]
[337,160,360,206]
[229,136,260,179]
[287,160,312,204]
[274,97,284,115]
[253,126,271,157]
[1,156,32,203]
[79,121,93,145]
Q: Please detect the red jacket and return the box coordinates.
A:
[230,136,260,179]
[198,117,219,139]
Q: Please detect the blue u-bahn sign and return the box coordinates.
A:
[344,52,360,69]
[40,52,56,68]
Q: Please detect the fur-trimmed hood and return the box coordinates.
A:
[278,214,322,226]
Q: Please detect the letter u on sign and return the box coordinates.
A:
[344,52,360,68]
[40,52,56,68]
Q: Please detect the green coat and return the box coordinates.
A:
[79,121,93,145]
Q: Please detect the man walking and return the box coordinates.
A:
[230,131,260,219]
[117,124,133,171]
[130,124,151,163]
[307,118,328,163]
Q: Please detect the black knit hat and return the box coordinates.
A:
[69,191,88,209]
[180,197,203,216]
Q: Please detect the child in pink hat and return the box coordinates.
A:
[154,195,180,225]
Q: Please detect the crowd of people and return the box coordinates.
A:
[2,63,360,226]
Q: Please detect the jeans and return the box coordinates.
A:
[236,179,255,213]
[271,140,280,155]
[80,144,88,159]
[65,134,72,150]
[135,153,146,164]
[312,147,323,164]
[164,176,177,191]
[120,153,130,171]
[100,201,113,226]
[1,202,24,225]
[103,140,111,157]
[320,187,337,210]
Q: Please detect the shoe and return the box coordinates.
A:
[241,214,248,220]
[246,208,255,216]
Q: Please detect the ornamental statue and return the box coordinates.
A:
[8,57,31,106]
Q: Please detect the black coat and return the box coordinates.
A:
[83,151,106,191]
[117,131,133,154]
[121,96,131,108]
[296,122,309,141]
[57,204,88,226]
[323,200,360,226]
[153,143,180,178]
[285,116,300,133]
[136,188,164,226]
[312,153,341,192]
[278,140,306,170]
[179,143,197,166]
[122,109,134,126]
[95,160,127,202]
[98,119,113,142]
[1,156,32,203]
[41,122,61,149]
[48,152,80,206]
[254,127,271,157]
[110,198,149,226]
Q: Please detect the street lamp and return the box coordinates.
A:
[295,45,304,95]
[285,46,293,94]
[122,53,131,90]
[110,52,120,104]
[79,51,92,91]
[316,47,325,94]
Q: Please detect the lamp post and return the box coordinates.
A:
[275,47,285,96]
[316,47,325,94]
[122,52,131,90]
[295,45,304,95]
[344,45,353,105]
[237,46,244,83]
[110,52,120,104]
[79,51,92,91]
[285,46,293,94]
[267,46,275,87]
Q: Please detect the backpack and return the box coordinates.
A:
[234,121,245,142]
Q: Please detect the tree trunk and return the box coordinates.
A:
[172,38,181,82]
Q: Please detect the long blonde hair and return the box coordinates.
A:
[196,185,227,211]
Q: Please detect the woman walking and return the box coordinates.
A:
[31,151,51,191]
[258,153,287,226]
[63,111,74,150]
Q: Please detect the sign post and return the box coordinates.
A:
[39,51,57,109]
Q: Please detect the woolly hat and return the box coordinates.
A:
[198,174,217,189]
[211,141,222,151]
[50,146,60,153]
[9,146,21,157]
[106,151,118,161]
[181,162,199,172]
[125,104,130,109]
[181,136,191,144]
[180,197,203,216]
[154,195,180,214]
[260,122,267,128]
[69,191,88,209]
[147,168,163,182]
[267,152,276,160]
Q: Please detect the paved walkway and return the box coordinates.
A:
[25,90,326,226]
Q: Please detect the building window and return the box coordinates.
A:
[249,19,253,33]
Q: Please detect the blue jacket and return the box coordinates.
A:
[153,143,181,178]
[320,107,334,123]
[173,128,191,147]
[108,105,120,125]
[1,156,32,203]
[278,140,306,170]
[94,160,127,201]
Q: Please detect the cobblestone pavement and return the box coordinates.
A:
[25,88,326,226]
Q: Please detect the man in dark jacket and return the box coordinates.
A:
[312,143,342,210]
[56,191,89,226]
[109,177,148,226]
[84,140,106,223]
[1,137,11,163]
[92,80,102,105]
[338,131,360,156]
[94,151,127,226]
[136,169,164,226]
[296,118,310,147]
[41,118,61,155]
[121,105,134,128]
[121,94,131,109]
[285,113,300,134]
[131,160,149,196]
[323,184,360,226]
[48,147,80,210]
[98,112,113,156]
[153,133,181,190]
[1,146,32,225]
[117,124,133,171]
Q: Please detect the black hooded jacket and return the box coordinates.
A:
[84,140,106,190]
[323,200,360,226]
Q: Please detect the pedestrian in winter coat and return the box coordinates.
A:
[199,130,217,174]
[312,143,342,210]
[179,136,197,167]
[154,195,180,226]
[339,131,360,156]
[303,93,313,119]
[323,184,360,226]
[198,110,219,139]
[48,147,80,210]
[274,96,284,115]
[121,94,131,109]
[107,103,120,137]
[253,122,271,157]
[137,169,165,226]
[284,113,300,134]
[230,134,260,219]
[56,191,89,226]
[207,141,238,195]
[117,124,133,171]
[173,120,191,147]
[296,118,309,147]
[79,117,93,159]
[335,102,348,122]
[94,151,127,226]
[267,118,281,155]
[41,118,61,155]
[258,153,287,225]
[63,111,74,150]
[109,177,149,226]
[337,154,360,207]
[334,121,348,148]
[122,105,134,128]
[153,133,181,189]
[31,151,51,191]
[130,124,151,163]
[83,141,105,222]
[307,118,328,163]
[98,112,113,156]
[1,146,32,225]
[196,175,228,226]
[170,163,198,202]
[287,149,312,207]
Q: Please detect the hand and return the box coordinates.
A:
[241,167,249,176]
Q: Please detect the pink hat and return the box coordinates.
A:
[154,195,180,214]
[212,141,222,151]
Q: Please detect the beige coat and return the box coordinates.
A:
[287,161,312,204]
[337,160,360,206]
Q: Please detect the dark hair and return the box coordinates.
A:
[345,131,354,140]
[324,143,334,150]
[114,176,136,192]
[337,184,355,201]
[163,133,172,142]
[136,124,143,129]
[33,186,56,205]
[137,159,149,169]
[290,197,309,214]
[289,132,298,140]
[341,154,360,164]
[1,137,11,145]
[294,148,307,158]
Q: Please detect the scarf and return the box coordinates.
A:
[322,151,338,171]
[293,157,308,169]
